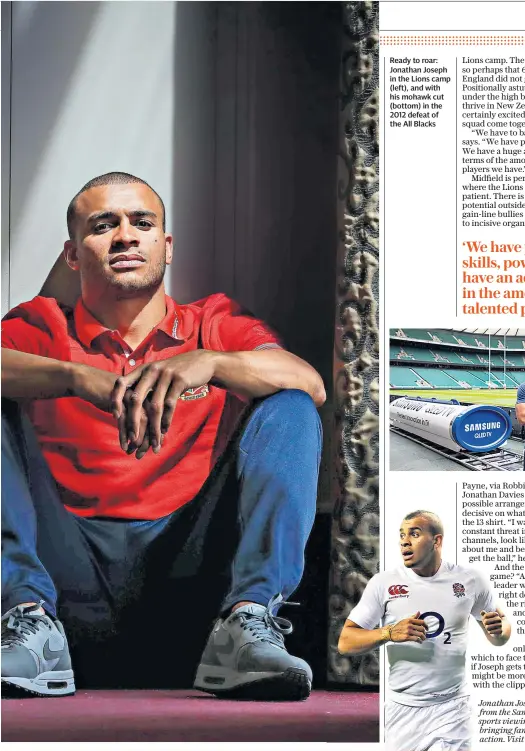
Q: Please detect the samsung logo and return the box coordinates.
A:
[464,422,501,432]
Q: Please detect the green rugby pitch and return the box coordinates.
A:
[390,388,518,408]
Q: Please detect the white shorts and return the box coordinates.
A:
[385,696,472,751]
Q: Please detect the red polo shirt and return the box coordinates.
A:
[2,293,281,519]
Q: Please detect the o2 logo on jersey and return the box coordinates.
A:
[388,585,409,598]
[420,611,452,644]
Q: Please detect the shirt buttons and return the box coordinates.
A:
[129,359,136,366]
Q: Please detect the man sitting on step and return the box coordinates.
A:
[1,171,325,700]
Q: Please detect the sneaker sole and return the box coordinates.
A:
[1,670,75,698]
[194,666,311,701]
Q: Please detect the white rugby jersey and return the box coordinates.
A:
[348,561,497,706]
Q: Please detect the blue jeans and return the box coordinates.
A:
[1,390,321,687]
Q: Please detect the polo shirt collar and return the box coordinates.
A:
[74,296,186,348]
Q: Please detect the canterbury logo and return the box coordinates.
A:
[179,384,209,401]
[388,585,409,597]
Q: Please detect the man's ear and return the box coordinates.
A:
[64,240,80,271]
[165,234,173,266]
[40,248,81,307]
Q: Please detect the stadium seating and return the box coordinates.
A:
[387,345,509,366]
[474,371,518,388]
[390,345,443,363]
[391,329,525,350]
[507,354,525,367]
[410,368,463,388]
[450,352,476,365]
[390,329,454,344]
[488,370,521,388]
[390,329,525,392]
[469,370,503,389]
[390,367,525,390]
[390,344,416,360]
[493,336,525,350]
[487,355,506,367]
[390,366,431,388]
[442,369,484,388]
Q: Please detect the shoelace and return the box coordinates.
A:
[1,602,49,648]
[235,594,298,649]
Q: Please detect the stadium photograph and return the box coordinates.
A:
[389,328,525,471]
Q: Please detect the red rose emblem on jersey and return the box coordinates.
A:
[179,384,210,401]
[453,582,465,598]
[388,585,409,597]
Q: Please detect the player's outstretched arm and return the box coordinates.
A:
[479,609,511,647]
[338,613,428,655]
[338,620,390,655]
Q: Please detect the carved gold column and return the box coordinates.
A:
[327,1,380,686]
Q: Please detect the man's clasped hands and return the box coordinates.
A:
[76,350,218,459]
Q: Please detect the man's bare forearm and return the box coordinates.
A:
[2,349,76,400]
[338,623,390,655]
[2,349,116,412]
[516,403,525,424]
[483,618,512,647]
[211,349,326,407]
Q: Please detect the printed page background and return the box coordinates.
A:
[381,3,525,747]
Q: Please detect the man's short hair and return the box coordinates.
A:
[66,172,166,238]
[403,510,444,537]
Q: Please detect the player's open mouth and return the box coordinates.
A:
[402,551,414,560]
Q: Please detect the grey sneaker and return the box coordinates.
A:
[1,603,75,696]
[194,594,312,700]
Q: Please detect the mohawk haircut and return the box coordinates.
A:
[66,172,166,238]
[403,510,444,538]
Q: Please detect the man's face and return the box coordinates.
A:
[65,183,172,299]
[399,516,440,570]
